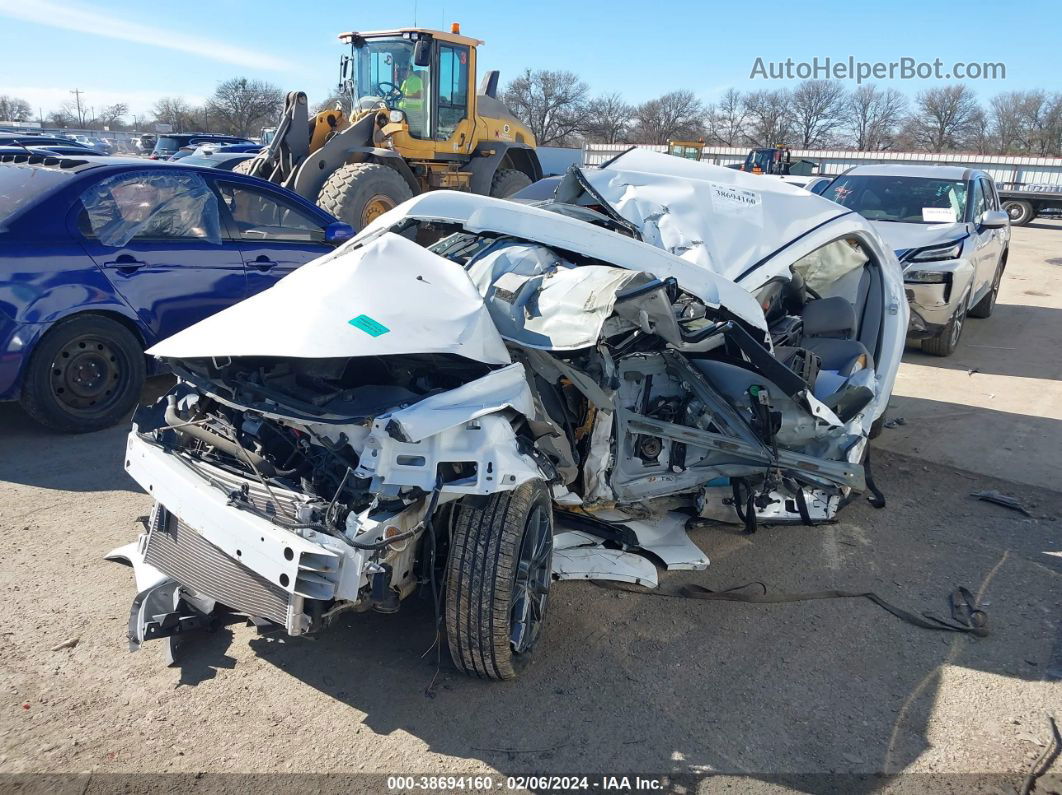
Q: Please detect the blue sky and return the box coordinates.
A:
[0,0,1055,121]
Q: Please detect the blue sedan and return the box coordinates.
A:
[0,153,353,432]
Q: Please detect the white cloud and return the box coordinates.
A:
[6,86,208,119]
[0,0,292,71]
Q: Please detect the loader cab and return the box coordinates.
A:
[340,27,480,156]
[667,140,704,160]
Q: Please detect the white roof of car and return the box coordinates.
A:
[843,164,971,180]
[584,148,853,282]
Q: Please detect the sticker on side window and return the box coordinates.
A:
[348,314,390,337]
[922,207,957,223]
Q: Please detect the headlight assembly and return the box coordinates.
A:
[907,241,963,263]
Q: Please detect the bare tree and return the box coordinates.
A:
[789,80,847,148]
[743,89,793,147]
[1009,90,1062,156]
[847,84,907,150]
[1038,93,1062,156]
[583,92,633,144]
[630,90,706,145]
[0,95,32,122]
[152,96,195,132]
[98,103,129,129]
[906,85,981,151]
[314,95,348,115]
[503,69,589,146]
[707,88,749,146]
[47,108,77,128]
[207,77,284,137]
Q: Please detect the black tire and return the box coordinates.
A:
[921,293,968,357]
[317,162,413,231]
[1002,199,1034,226]
[445,479,554,681]
[20,314,145,433]
[489,168,532,198]
[968,255,1005,318]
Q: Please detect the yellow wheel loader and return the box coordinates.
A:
[237,25,542,230]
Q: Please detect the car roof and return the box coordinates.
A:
[843,164,975,181]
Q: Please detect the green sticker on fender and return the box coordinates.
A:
[348,314,390,337]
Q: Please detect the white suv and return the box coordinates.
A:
[820,165,1010,356]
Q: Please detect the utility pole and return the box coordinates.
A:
[70,88,85,127]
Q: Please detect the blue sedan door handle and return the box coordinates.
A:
[104,254,145,275]
[252,255,278,271]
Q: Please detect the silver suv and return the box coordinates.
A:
[820,165,1010,356]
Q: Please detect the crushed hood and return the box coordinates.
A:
[572,149,852,283]
[356,188,768,332]
[147,232,512,365]
[869,219,969,259]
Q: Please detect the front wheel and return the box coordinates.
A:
[921,294,968,357]
[968,257,1005,318]
[445,480,554,680]
[20,315,145,433]
[489,168,532,198]
[317,163,414,232]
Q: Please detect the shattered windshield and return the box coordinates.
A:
[823,175,968,224]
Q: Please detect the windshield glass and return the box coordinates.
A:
[823,175,968,224]
[347,37,430,139]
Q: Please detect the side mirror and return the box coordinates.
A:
[413,39,432,68]
[980,209,1009,229]
[324,221,355,243]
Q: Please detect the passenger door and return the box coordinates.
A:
[213,180,335,297]
[77,170,248,345]
[967,178,996,301]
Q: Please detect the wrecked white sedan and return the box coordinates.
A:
[109,150,908,680]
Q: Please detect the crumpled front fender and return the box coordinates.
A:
[355,364,545,495]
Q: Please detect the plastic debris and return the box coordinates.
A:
[971,490,1032,516]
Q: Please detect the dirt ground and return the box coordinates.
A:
[0,222,1060,792]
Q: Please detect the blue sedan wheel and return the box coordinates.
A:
[21,315,146,433]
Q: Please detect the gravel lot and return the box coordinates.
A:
[1,222,1059,791]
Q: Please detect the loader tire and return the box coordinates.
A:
[489,168,532,198]
[445,479,554,680]
[317,163,413,231]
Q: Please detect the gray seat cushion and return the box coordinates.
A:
[803,296,856,339]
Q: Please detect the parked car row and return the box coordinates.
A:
[150,134,257,160]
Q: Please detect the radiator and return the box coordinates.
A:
[144,509,291,626]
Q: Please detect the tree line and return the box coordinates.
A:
[503,70,1062,156]
[0,77,285,138]
[5,72,1062,157]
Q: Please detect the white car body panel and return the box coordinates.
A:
[582,149,849,282]
[147,232,512,366]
